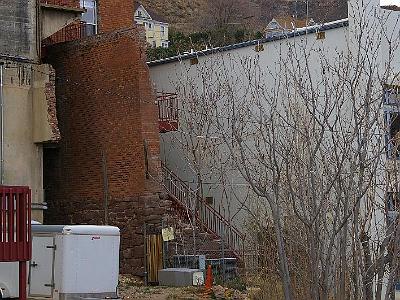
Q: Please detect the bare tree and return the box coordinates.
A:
[162,1,400,299]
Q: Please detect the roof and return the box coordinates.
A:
[147,18,349,67]
[270,17,309,30]
[134,1,168,23]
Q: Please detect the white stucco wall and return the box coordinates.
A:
[150,22,350,226]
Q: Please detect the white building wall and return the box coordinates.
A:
[150,24,349,227]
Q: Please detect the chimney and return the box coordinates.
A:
[97,0,135,33]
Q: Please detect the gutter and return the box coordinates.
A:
[0,62,3,184]
[147,18,349,67]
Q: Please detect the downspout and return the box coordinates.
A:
[0,62,4,185]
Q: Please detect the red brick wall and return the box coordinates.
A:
[97,0,135,33]
[40,0,80,8]
[44,28,169,275]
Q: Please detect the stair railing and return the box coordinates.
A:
[161,163,245,258]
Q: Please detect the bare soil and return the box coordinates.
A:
[119,275,250,300]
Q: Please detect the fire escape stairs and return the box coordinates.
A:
[161,163,245,260]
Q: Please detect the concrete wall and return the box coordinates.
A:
[0,0,37,60]
[149,0,400,239]
[149,24,350,228]
[1,63,53,222]
[40,4,83,39]
[0,0,82,223]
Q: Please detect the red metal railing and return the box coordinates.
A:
[0,186,31,300]
[0,186,31,261]
[40,0,80,8]
[157,92,179,132]
[162,163,245,259]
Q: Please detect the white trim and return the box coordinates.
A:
[135,4,153,21]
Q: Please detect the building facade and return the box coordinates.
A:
[0,0,168,276]
[148,0,400,296]
[134,2,169,48]
[41,0,169,276]
[0,0,84,222]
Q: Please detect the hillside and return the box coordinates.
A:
[138,0,348,32]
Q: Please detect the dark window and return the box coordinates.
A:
[80,0,97,36]
[384,85,400,158]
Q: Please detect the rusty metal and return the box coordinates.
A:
[157,92,179,132]
[161,163,245,259]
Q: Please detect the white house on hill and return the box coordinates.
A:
[134,2,169,48]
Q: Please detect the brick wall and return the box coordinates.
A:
[97,0,135,33]
[44,27,169,275]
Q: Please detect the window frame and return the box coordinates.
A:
[80,0,98,35]
[384,85,400,159]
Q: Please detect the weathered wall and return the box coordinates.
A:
[149,25,349,229]
[0,0,37,60]
[1,63,52,222]
[44,27,168,275]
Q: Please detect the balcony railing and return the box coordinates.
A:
[40,0,80,9]
[42,21,87,47]
[157,92,179,132]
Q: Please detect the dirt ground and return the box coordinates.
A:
[119,275,251,300]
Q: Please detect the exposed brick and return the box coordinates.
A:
[97,0,135,33]
[43,27,168,276]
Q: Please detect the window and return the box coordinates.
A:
[384,85,400,158]
[148,22,153,30]
[269,21,279,30]
[161,26,165,36]
[80,0,97,36]
[138,10,142,17]
[152,41,156,48]
[386,191,400,223]
[381,0,400,10]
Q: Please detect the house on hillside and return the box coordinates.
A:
[134,2,169,48]
[265,17,314,37]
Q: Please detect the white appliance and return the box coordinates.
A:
[0,225,120,300]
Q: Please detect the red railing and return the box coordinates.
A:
[157,92,179,132]
[162,163,245,259]
[42,21,87,47]
[0,186,31,262]
[0,186,31,300]
[40,0,80,8]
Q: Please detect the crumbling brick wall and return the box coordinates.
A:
[44,27,169,275]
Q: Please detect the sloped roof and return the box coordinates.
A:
[134,1,168,23]
[148,18,349,66]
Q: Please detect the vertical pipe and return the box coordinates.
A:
[143,223,148,286]
[19,261,27,300]
[101,150,109,225]
[0,63,4,185]
[161,219,166,269]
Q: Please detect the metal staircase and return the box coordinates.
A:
[161,163,245,259]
